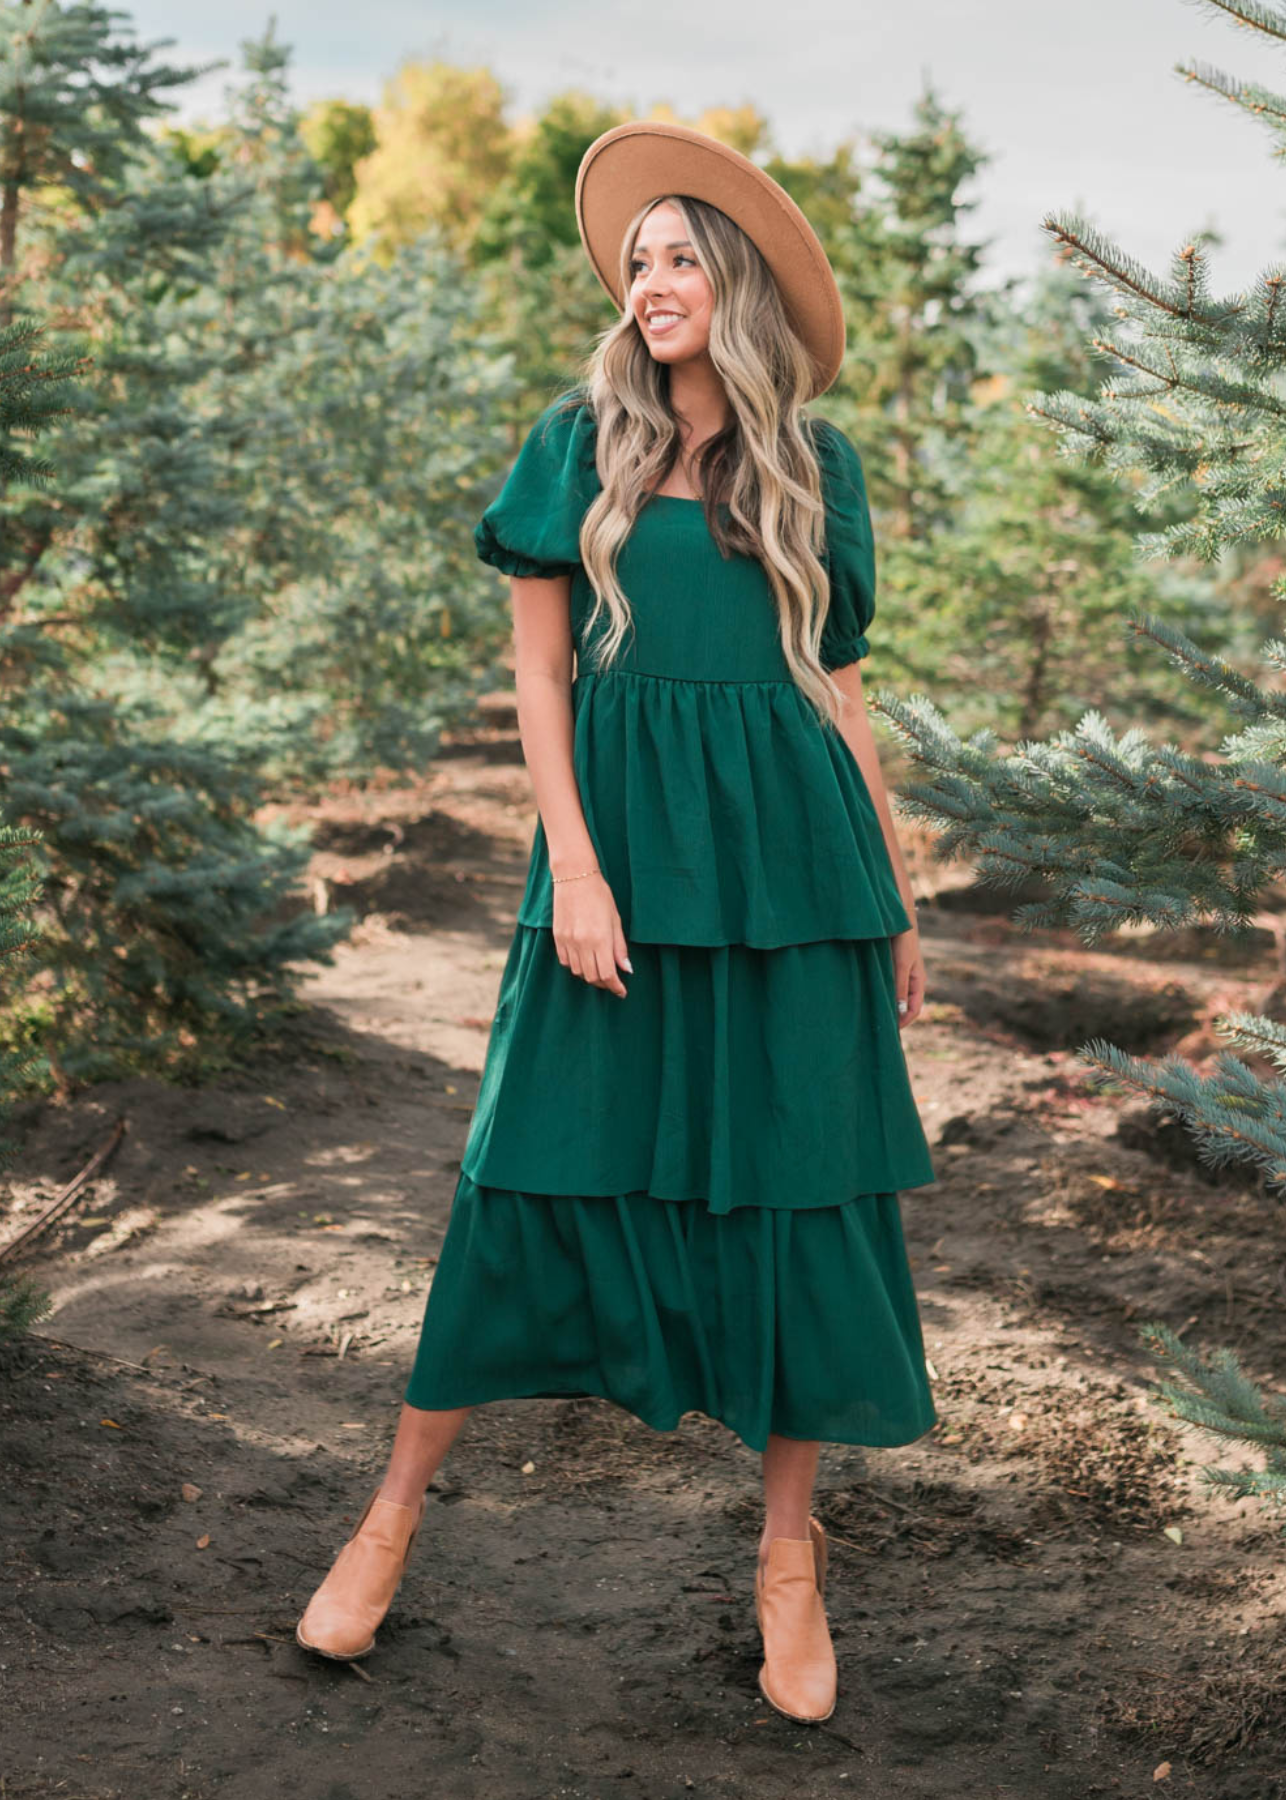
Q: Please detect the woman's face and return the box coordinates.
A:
[628,200,715,370]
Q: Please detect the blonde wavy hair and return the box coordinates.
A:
[559,191,849,727]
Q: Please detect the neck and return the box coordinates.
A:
[667,355,732,444]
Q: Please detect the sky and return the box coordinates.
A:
[124,0,1284,296]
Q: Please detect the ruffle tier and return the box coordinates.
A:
[514,668,912,946]
[404,1171,938,1452]
[460,924,937,1214]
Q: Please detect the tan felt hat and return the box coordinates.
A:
[575,120,846,402]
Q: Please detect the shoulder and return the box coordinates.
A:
[804,416,868,500]
[474,387,599,578]
[504,385,600,506]
[525,385,598,461]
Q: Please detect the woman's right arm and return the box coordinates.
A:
[511,573,632,999]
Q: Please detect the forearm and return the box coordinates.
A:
[514,664,599,877]
[831,676,918,925]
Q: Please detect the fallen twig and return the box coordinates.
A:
[0,1117,128,1265]
[845,1481,918,1518]
[26,1333,153,1375]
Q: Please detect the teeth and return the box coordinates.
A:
[648,312,682,323]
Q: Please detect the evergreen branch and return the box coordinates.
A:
[0,1274,51,1344]
[1089,332,1286,419]
[1176,57,1286,129]
[1126,612,1286,718]
[1213,1008,1286,1073]
[1076,1036,1286,1187]
[1179,0,1286,50]
[1138,1321,1286,1506]
[1193,1464,1286,1501]
[1040,213,1238,324]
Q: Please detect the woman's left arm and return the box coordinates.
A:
[828,660,926,1030]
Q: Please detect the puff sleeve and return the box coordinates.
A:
[812,420,878,670]
[473,388,600,578]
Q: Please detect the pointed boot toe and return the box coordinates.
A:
[296,1488,426,1662]
[754,1524,837,1724]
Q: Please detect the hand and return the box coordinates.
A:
[552,872,632,997]
[891,921,926,1029]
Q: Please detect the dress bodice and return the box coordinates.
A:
[571,498,795,684]
[473,391,910,948]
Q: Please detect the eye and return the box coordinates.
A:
[629,252,696,276]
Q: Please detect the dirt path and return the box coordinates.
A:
[3,708,1285,1800]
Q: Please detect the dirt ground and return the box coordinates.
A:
[3,699,1286,1800]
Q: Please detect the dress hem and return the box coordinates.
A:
[457,1155,940,1211]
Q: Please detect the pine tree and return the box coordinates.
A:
[815,87,995,698]
[836,84,989,540]
[0,823,49,1345]
[1,11,515,1081]
[1,6,352,1081]
[471,89,628,409]
[0,314,87,482]
[0,310,68,1343]
[871,0,1286,1506]
[903,264,1222,740]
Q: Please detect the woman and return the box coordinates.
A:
[296,120,939,1727]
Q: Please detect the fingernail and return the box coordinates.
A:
[623,958,634,972]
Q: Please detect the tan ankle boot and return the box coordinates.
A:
[754,1514,837,1723]
[296,1487,426,1661]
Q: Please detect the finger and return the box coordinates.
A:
[593,944,626,997]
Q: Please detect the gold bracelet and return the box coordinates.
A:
[550,866,601,883]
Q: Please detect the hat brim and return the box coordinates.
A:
[575,121,845,403]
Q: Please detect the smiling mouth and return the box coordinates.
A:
[645,311,685,334]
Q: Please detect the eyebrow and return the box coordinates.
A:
[632,239,693,253]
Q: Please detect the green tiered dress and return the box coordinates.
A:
[403,389,939,1452]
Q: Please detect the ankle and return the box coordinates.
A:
[375,1477,425,1511]
[759,1513,811,1556]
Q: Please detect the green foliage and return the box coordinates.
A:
[298,97,376,218]
[0,824,50,1345]
[0,821,43,1117]
[0,0,205,215]
[834,84,989,537]
[896,268,1207,736]
[474,90,625,271]
[346,60,512,258]
[1138,1321,1286,1510]
[0,316,87,484]
[1,10,522,1083]
[0,1272,52,1344]
[866,0,1286,1505]
[470,90,631,410]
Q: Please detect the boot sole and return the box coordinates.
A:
[295,1622,376,1661]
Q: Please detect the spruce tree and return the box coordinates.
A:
[872,0,1286,1506]
[0,310,70,1343]
[0,822,49,1344]
[1,11,515,1081]
[817,87,996,698]
[904,264,1222,740]
[1,6,351,1081]
[836,84,989,539]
